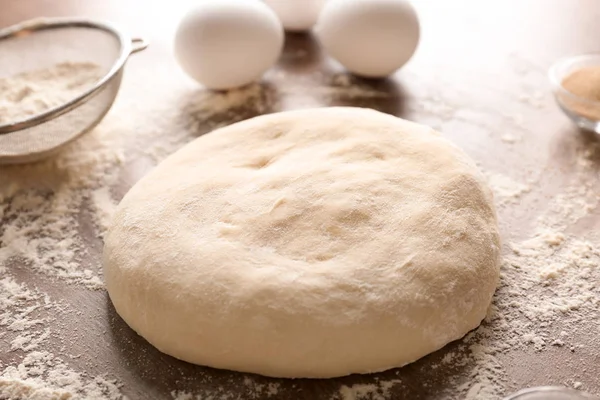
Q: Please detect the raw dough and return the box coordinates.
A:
[103,107,501,378]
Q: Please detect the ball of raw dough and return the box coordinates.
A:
[262,0,325,31]
[174,0,284,90]
[315,0,420,78]
[104,107,500,378]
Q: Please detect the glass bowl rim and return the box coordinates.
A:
[505,385,598,400]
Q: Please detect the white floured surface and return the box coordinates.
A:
[0,351,124,400]
[338,379,403,400]
[0,48,599,400]
[485,172,532,203]
[0,62,129,400]
[0,59,428,399]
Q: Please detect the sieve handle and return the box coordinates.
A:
[131,37,149,54]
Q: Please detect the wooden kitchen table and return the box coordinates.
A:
[1,1,599,399]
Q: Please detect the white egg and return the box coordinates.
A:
[315,0,420,78]
[262,0,325,32]
[174,0,284,90]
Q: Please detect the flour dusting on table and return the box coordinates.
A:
[0,62,128,399]
[0,350,123,400]
[1,54,600,400]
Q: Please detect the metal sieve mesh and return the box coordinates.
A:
[0,18,147,164]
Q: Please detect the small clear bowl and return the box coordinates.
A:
[549,53,600,133]
[504,386,599,400]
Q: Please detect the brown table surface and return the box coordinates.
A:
[2,1,600,399]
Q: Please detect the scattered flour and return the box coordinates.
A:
[0,67,128,288]
[338,380,403,400]
[485,172,532,204]
[177,73,395,136]
[170,378,281,400]
[242,377,280,399]
[518,92,546,109]
[2,53,600,400]
[0,276,48,353]
[1,62,128,400]
[184,83,274,122]
[501,134,520,144]
[445,138,600,399]
[417,95,457,120]
[310,75,395,99]
[0,273,127,400]
[90,187,118,239]
[0,190,103,289]
[0,351,125,400]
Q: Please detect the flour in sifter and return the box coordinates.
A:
[0,62,103,124]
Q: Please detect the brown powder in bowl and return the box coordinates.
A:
[560,66,600,120]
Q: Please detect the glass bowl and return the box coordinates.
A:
[549,53,600,133]
[504,386,599,400]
